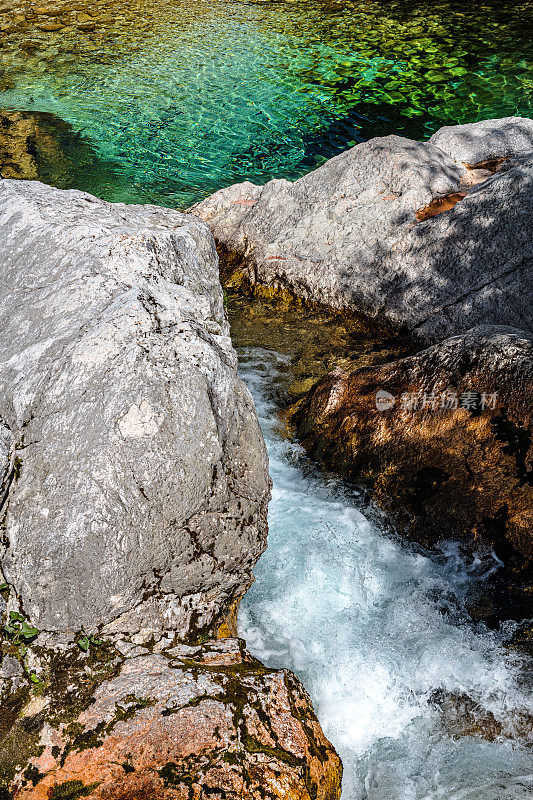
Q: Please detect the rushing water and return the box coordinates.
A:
[2,1,533,795]
[236,343,533,800]
[1,0,532,205]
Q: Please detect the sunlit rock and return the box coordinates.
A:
[4,639,342,800]
[192,122,533,340]
[0,179,270,639]
[429,116,533,165]
[290,325,533,595]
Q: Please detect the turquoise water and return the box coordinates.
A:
[1,0,531,206]
[2,4,533,796]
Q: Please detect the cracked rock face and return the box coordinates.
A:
[291,326,533,596]
[8,638,342,800]
[0,179,270,638]
[191,118,533,341]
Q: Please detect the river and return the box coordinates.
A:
[1,1,532,794]
[235,339,533,800]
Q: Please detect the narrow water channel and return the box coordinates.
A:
[229,302,533,800]
[1,1,532,794]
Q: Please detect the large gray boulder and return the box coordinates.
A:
[0,420,14,514]
[191,120,533,341]
[382,158,533,339]
[429,116,533,165]
[0,179,270,638]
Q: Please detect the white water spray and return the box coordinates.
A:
[239,347,533,800]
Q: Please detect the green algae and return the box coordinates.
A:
[158,761,194,788]
[0,637,122,790]
[226,291,417,416]
[48,780,100,799]
[0,0,530,207]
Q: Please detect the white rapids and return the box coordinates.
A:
[238,346,533,800]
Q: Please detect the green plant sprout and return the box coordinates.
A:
[76,629,104,652]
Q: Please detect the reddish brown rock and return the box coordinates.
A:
[8,639,342,800]
[291,326,533,587]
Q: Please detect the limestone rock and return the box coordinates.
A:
[382,158,533,340]
[191,123,533,340]
[0,420,14,512]
[191,135,466,312]
[7,639,342,800]
[429,116,533,165]
[0,179,270,638]
[291,326,533,584]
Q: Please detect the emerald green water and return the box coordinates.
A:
[1,5,533,797]
[0,0,531,206]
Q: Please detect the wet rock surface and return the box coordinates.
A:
[290,326,533,600]
[0,107,132,198]
[434,690,533,746]
[0,179,270,638]
[3,638,341,800]
[191,118,533,340]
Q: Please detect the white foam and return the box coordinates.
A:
[238,347,533,800]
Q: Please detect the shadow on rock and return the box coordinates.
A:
[291,326,533,615]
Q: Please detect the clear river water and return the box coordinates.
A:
[225,301,533,800]
[1,0,532,796]
[1,0,532,206]
[236,340,533,800]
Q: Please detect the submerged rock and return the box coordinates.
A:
[0,108,141,201]
[0,110,42,180]
[433,690,533,746]
[0,179,270,639]
[191,118,533,340]
[3,638,342,800]
[291,326,533,588]
[0,109,83,182]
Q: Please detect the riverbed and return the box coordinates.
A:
[1,1,532,795]
[229,301,533,800]
[1,0,532,206]
[229,304,533,800]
